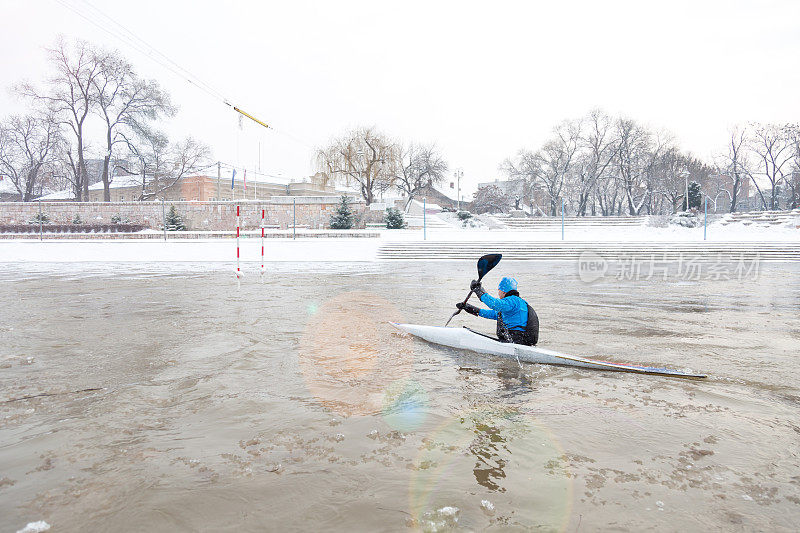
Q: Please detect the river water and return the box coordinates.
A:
[1,261,799,532]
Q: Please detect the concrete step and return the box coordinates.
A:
[495,219,647,225]
[377,241,800,261]
[491,216,649,229]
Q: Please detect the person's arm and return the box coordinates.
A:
[478,308,497,320]
[479,292,516,314]
[456,301,497,320]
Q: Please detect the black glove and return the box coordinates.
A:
[470,280,486,297]
[456,302,480,316]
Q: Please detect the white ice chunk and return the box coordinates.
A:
[17,522,51,533]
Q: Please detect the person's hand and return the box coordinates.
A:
[456,302,480,316]
[470,280,485,297]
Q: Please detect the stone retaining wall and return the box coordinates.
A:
[0,199,382,231]
[0,230,380,240]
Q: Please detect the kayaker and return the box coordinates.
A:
[455,276,539,346]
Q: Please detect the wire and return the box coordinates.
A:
[78,0,231,104]
[51,0,316,146]
[55,0,231,105]
[218,161,296,183]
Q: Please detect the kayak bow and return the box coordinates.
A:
[391,323,706,379]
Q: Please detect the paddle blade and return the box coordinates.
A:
[477,254,502,280]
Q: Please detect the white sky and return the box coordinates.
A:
[1,0,799,196]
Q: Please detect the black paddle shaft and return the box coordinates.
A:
[444,253,502,327]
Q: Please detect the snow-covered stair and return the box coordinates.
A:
[720,210,800,227]
[403,214,454,229]
[491,215,649,230]
[377,241,800,261]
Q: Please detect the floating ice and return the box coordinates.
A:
[419,506,460,532]
[17,522,50,533]
[480,499,495,516]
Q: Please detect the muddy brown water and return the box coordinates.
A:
[1,262,799,532]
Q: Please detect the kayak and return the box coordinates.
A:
[391,323,707,379]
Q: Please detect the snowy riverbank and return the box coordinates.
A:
[0,219,796,264]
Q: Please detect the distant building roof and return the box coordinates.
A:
[0,176,19,194]
[35,175,143,200]
[37,189,75,200]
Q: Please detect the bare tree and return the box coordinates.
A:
[0,114,62,201]
[652,146,684,213]
[574,110,615,215]
[749,123,795,210]
[611,118,669,215]
[501,149,542,212]
[118,123,168,199]
[316,127,397,205]
[393,143,448,208]
[93,51,174,201]
[472,184,512,214]
[714,127,752,212]
[503,120,580,216]
[18,38,104,201]
[789,127,800,209]
[119,123,210,200]
[538,120,581,215]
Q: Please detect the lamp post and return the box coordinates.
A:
[704,196,707,240]
[680,170,690,212]
[454,169,463,212]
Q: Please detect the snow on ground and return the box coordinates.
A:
[380,218,800,242]
[0,238,381,263]
[0,220,796,264]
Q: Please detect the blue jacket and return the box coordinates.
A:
[477,293,528,330]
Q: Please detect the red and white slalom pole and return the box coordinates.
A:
[236,204,241,283]
[260,208,265,279]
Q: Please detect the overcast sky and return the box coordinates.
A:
[1,0,799,195]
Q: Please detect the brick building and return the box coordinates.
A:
[38,170,345,203]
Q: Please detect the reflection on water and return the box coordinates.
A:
[297,291,414,417]
[468,421,508,492]
[0,262,798,531]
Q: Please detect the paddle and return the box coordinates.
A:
[444,253,502,327]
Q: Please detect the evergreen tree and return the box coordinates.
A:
[165,205,187,231]
[330,195,354,229]
[384,207,406,229]
[682,181,702,211]
[29,212,50,224]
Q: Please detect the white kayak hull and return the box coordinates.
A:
[391,323,706,379]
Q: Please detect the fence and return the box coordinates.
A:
[0,198,383,231]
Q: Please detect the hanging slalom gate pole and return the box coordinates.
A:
[38,199,42,241]
[260,207,265,279]
[704,196,707,241]
[293,198,296,240]
[236,204,241,283]
[561,198,564,241]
